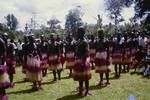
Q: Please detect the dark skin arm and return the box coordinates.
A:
[0,38,6,65]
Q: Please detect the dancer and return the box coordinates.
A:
[73,27,91,96]
[0,33,11,100]
[89,34,96,69]
[22,36,29,81]
[6,39,16,87]
[40,35,48,77]
[112,34,123,77]
[95,30,111,86]
[65,34,75,77]
[48,34,62,81]
[26,35,42,90]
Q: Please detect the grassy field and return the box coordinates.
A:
[7,66,150,100]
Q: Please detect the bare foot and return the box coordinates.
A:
[85,91,92,96]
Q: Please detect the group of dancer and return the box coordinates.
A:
[0,27,150,99]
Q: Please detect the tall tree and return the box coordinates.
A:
[134,0,150,18]
[135,0,150,30]
[5,14,18,31]
[105,0,133,31]
[0,23,10,35]
[47,17,60,33]
[65,6,84,38]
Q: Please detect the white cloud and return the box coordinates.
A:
[0,0,135,31]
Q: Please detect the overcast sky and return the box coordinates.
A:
[0,0,135,30]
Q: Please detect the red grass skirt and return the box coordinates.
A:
[112,51,122,65]
[0,65,11,89]
[95,52,111,73]
[60,54,65,65]
[48,55,62,71]
[66,52,75,69]
[41,53,48,69]
[72,58,91,81]
[0,94,8,100]
[89,49,96,63]
[95,59,111,73]
[131,49,136,63]
[6,58,16,74]
[109,47,113,57]
[26,55,42,82]
[122,55,132,65]
[22,62,27,74]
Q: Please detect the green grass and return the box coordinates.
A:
[7,66,150,100]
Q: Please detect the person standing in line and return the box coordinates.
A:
[95,30,111,86]
[56,35,65,71]
[65,34,76,77]
[39,35,48,77]
[26,35,43,90]
[0,33,11,100]
[48,34,62,81]
[72,27,91,96]
[6,39,16,87]
[22,36,29,81]
[112,34,123,78]
[88,34,96,70]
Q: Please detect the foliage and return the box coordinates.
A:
[105,0,150,33]
[47,17,60,33]
[86,24,97,36]
[5,14,18,31]
[134,0,150,18]
[105,0,133,26]
[0,23,10,35]
[65,6,84,38]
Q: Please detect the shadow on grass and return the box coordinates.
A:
[61,76,70,80]
[130,72,142,75]
[110,72,115,75]
[90,84,107,90]
[15,80,25,84]
[56,94,84,100]
[141,75,150,79]
[109,76,120,80]
[8,88,37,94]
[42,80,57,85]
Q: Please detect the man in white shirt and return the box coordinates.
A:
[17,39,23,65]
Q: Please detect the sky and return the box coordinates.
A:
[0,0,135,31]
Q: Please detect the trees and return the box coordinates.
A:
[0,23,10,35]
[47,17,60,33]
[65,6,84,38]
[134,0,150,18]
[105,0,133,33]
[132,0,150,31]
[5,14,18,31]
[105,0,133,29]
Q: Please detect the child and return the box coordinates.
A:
[48,34,62,81]
[89,35,96,69]
[6,39,16,87]
[73,27,91,96]
[95,30,111,85]
[65,35,75,77]
[40,36,48,77]
[112,35,123,77]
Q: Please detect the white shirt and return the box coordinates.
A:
[17,42,23,50]
[139,36,145,47]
